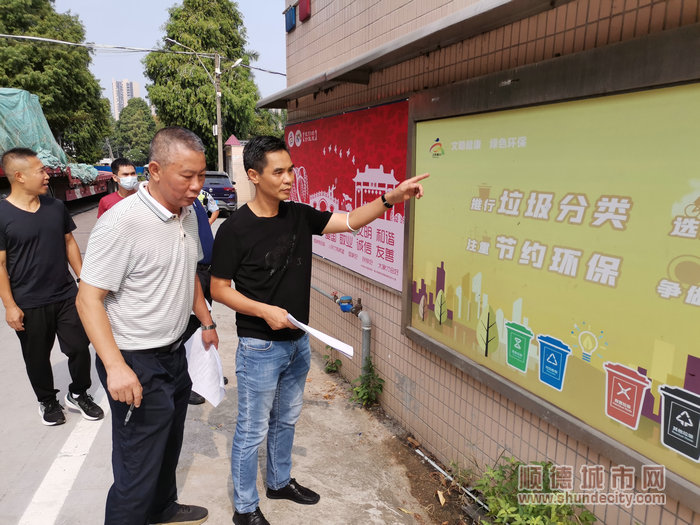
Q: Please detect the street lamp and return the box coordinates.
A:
[165,37,241,172]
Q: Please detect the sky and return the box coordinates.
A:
[52,0,287,111]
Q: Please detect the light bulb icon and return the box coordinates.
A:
[578,330,599,362]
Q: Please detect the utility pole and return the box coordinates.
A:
[215,53,223,172]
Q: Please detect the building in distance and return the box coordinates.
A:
[111,79,140,120]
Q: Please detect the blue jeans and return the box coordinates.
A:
[231,333,311,513]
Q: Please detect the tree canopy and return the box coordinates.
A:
[113,98,156,165]
[0,0,111,162]
[144,0,273,168]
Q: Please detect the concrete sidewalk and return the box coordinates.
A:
[0,299,431,525]
[176,299,431,524]
[0,207,431,524]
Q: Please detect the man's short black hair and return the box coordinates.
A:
[243,136,288,173]
[1,147,37,175]
[149,126,205,166]
[110,157,135,175]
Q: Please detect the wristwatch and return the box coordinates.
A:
[381,193,393,208]
[201,321,217,331]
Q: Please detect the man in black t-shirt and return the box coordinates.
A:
[0,148,103,426]
[211,136,428,525]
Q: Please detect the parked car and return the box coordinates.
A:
[203,171,237,216]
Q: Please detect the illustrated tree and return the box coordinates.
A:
[113,98,156,165]
[144,0,278,167]
[477,306,499,357]
[434,289,448,325]
[0,0,111,162]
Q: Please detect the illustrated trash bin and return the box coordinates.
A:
[603,362,651,430]
[659,385,700,462]
[505,321,534,372]
[537,335,571,391]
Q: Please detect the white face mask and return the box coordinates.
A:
[118,175,139,191]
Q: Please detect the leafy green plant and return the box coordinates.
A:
[449,460,477,488]
[322,350,342,374]
[474,456,597,524]
[351,356,385,407]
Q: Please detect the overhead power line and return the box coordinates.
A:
[0,33,285,76]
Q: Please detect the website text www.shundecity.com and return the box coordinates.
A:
[517,490,666,508]
[517,462,667,508]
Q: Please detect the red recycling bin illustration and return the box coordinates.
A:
[603,362,651,430]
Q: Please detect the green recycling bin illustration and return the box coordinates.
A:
[505,321,534,373]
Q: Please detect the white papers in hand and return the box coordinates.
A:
[184,328,226,406]
[287,314,354,358]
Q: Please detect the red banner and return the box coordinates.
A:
[285,101,408,290]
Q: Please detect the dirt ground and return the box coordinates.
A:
[319,367,473,525]
[377,411,473,525]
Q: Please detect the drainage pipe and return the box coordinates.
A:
[357,310,371,373]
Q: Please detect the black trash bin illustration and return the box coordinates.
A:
[658,385,700,462]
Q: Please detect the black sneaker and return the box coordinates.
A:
[65,392,104,421]
[39,399,65,426]
[150,504,208,524]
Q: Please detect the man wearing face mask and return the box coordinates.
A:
[97,158,139,218]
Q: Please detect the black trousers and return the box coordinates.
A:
[96,346,192,525]
[15,297,92,403]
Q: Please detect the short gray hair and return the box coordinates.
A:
[149,126,205,166]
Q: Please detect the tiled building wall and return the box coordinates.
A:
[309,264,698,524]
[285,0,484,85]
[285,0,700,522]
[286,0,700,122]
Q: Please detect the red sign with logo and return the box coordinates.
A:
[285,101,408,290]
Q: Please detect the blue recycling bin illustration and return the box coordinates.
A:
[537,335,572,391]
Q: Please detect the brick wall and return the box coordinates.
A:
[285,0,485,85]
[285,0,700,522]
[309,259,698,523]
[287,0,700,122]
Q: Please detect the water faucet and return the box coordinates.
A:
[350,298,363,316]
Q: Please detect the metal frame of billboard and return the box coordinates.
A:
[401,24,700,510]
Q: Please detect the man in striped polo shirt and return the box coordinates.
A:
[76,127,218,525]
